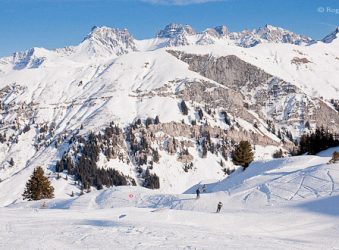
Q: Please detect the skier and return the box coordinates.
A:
[216,201,223,213]
[196,188,200,199]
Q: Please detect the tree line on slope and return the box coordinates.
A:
[298,126,339,155]
[21,109,338,202]
[21,140,253,202]
[55,127,136,191]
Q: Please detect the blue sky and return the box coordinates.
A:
[0,0,338,57]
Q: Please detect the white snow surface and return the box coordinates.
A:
[1,148,339,249]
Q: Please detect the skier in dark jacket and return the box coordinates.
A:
[196,188,200,199]
[216,201,223,213]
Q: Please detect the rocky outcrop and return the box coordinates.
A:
[169,51,339,135]
[146,122,283,148]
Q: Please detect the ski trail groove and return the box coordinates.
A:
[289,176,305,200]
[327,170,335,196]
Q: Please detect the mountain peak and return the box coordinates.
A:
[156,23,196,46]
[257,24,289,34]
[84,26,132,42]
[253,24,314,46]
[214,25,229,36]
[80,26,137,57]
[263,24,280,30]
[322,27,339,43]
[157,23,196,38]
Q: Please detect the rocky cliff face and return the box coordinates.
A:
[169,51,339,136]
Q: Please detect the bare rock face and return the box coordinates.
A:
[176,80,255,122]
[177,153,193,164]
[168,51,339,136]
[146,122,283,148]
[166,137,177,155]
[168,51,271,90]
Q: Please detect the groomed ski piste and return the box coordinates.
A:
[1,147,338,249]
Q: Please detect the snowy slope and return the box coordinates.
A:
[2,147,339,249]
[2,203,338,249]
[2,147,336,211]
[7,147,336,210]
[209,147,339,207]
[0,24,338,208]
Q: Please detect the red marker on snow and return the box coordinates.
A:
[128,194,134,199]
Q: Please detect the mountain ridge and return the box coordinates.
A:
[0,22,338,206]
[2,23,337,60]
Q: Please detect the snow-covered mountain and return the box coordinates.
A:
[0,24,338,207]
[232,24,315,47]
[156,23,197,46]
[149,23,315,48]
[76,26,138,57]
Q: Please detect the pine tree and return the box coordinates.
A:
[221,111,231,125]
[286,131,293,142]
[152,148,160,163]
[202,142,208,158]
[180,100,189,115]
[154,115,160,125]
[22,166,54,201]
[271,124,276,135]
[232,141,254,169]
[221,146,228,160]
[143,169,160,189]
[298,126,338,155]
[273,149,283,158]
[145,117,153,128]
[0,133,5,143]
[198,109,203,120]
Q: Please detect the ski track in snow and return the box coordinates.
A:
[0,148,338,249]
[327,170,335,196]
